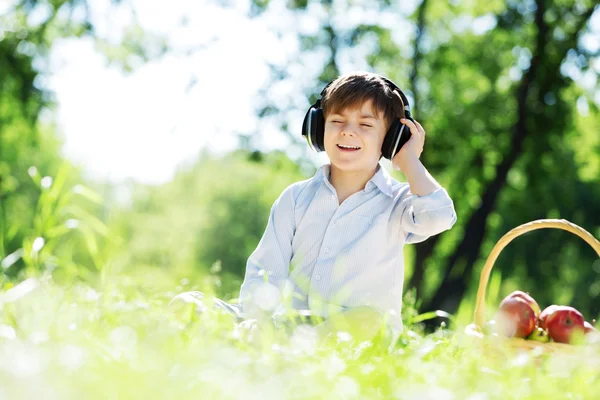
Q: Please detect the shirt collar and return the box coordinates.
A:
[315,164,394,198]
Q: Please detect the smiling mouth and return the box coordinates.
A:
[337,144,361,151]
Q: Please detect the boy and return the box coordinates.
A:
[171,72,456,340]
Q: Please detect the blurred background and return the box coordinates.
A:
[1,0,599,325]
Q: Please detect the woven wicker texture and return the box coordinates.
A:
[470,219,600,350]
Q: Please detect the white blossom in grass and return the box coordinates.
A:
[337,331,353,343]
[40,176,53,189]
[65,219,79,229]
[2,343,49,378]
[109,326,138,360]
[253,282,280,312]
[324,355,346,380]
[290,325,318,355]
[4,278,39,303]
[135,301,149,309]
[31,237,45,253]
[28,332,49,345]
[270,344,286,354]
[231,323,243,340]
[0,325,16,340]
[1,248,24,270]
[84,288,100,302]
[400,385,455,400]
[59,345,85,371]
[465,394,489,400]
[360,363,375,375]
[110,326,137,347]
[416,338,439,358]
[547,352,579,378]
[334,376,360,399]
[510,352,531,367]
[479,366,501,376]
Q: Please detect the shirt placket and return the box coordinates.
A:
[308,188,365,311]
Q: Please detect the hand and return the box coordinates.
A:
[392,118,426,171]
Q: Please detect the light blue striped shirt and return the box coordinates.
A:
[239,163,456,331]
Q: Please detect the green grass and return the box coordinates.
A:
[1,272,599,400]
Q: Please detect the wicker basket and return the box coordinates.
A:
[466,219,600,352]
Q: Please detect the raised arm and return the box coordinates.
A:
[392,118,456,243]
[395,185,456,244]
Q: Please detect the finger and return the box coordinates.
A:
[415,120,426,136]
[414,121,426,147]
[400,118,419,136]
[401,118,422,141]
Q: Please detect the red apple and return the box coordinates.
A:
[545,306,585,344]
[584,321,597,334]
[584,321,600,345]
[538,305,560,330]
[495,297,537,338]
[527,326,550,343]
[505,290,541,317]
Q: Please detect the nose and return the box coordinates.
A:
[340,124,358,137]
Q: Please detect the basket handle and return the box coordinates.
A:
[474,219,600,329]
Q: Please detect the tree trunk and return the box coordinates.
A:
[423,0,596,314]
[423,0,549,313]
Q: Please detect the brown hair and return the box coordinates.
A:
[322,72,405,130]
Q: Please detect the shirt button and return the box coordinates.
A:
[331,195,336,200]
[315,275,321,281]
[332,222,337,228]
[324,248,329,253]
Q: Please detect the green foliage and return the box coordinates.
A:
[1,0,599,370]
[109,150,307,298]
[246,0,600,321]
[0,274,600,398]
[0,1,599,394]
[0,0,133,282]
[0,27,74,270]
[1,163,110,283]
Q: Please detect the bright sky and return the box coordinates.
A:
[44,0,413,185]
[45,0,301,184]
[6,0,597,185]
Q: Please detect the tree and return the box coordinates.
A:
[108,149,306,298]
[244,0,600,319]
[0,0,156,277]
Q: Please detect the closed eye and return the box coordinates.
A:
[360,124,373,127]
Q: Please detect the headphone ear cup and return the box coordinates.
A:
[301,107,313,147]
[302,107,325,152]
[381,119,412,160]
[312,108,325,152]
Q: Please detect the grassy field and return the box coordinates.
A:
[1,272,599,400]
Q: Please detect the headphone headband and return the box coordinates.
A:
[380,76,411,116]
[318,74,411,117]
[301,73,413,159]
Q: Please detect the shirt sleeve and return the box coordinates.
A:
[238,183,296,318]
[396,186,457,244]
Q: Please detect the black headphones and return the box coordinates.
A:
[301,75,413,160]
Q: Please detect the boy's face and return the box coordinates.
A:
[323,99,387,173]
